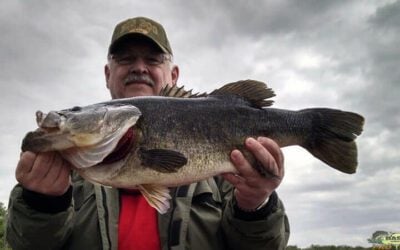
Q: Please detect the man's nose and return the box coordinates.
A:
[129,58,149,74]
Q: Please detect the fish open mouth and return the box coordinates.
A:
[101,127,135,164]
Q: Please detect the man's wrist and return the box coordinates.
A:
[232,191,278,221]
[236,195,270,212]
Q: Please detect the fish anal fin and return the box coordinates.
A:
[210,80,275,108]
[139,148,187,173]
[138,184,171,214]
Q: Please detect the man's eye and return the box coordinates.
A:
[145,55,162,65]
[112,53,166,66]
[116,56,132,64]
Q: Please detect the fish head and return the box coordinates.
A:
[22,103,142,155]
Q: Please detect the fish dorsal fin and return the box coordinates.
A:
[138,184,171,214]
[159,84,206,98]
[210,80,275,108]
[159,80,274,107]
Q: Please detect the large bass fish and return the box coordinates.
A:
[22,80,364,213]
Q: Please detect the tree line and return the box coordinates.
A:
[287,245,374,250]
[0,202,11,250]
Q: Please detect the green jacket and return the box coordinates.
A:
[6,173,289,250]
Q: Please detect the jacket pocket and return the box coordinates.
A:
[191,179,222,209]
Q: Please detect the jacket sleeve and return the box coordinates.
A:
[6,184,74,250]
[218,178,290,250]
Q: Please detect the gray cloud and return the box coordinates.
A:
[0,0,398,248]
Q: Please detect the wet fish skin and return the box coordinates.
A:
[21,80,365,213]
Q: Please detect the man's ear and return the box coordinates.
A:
[171,65,179,85]
[105,64,111,89]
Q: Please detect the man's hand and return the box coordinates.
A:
[16,151,71,196]
[222,137,284,210]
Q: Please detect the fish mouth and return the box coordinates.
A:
[22,104,142,168]
[22,127,76,153]
[36,110,65,130]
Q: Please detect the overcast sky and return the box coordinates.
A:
[1,0,399,247]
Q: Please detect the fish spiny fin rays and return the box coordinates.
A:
[138,184,171,214]
[159,85,207,98]
[300,108,365,174]
[210,80,275,108]
[139,148,188,173]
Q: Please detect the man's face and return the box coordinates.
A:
[105,37,179,98]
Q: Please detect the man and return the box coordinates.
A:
[6,17,289,249]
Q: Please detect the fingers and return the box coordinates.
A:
[253,137,284,179]
[29,152,56,181]
[44,153,65,182]
[246,137,279,178]
[15,151,36,181]
[221,172,245,187]
[15,151,71,196]
[257,137,284,173]
[230,149,257,177]
[223,137,285,210]
[229,137,284,180]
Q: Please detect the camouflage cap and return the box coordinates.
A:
[109,17,173,55]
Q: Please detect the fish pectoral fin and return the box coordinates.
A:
[210,80,275,108]
[139,148,187,173]
[138,184,171,214]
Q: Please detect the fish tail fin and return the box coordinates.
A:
[301,108,364,174]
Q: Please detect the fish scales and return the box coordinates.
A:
[130,96,302,145]
[21,80,364,213]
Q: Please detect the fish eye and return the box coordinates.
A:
[70,106,82,112]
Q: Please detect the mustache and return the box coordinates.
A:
[124,74,155,87]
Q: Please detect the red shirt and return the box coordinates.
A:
[118,190,161,250]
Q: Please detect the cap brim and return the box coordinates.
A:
[108,33,169,54]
